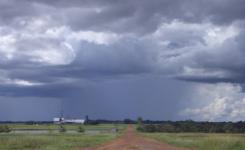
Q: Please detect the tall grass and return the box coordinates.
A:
[143,133,245,150]
[0,124,126,150]
[0,133,117,150]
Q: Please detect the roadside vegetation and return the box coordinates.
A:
[143,132,245,150]
[77,125,85,133]
[0,133,117,150]
[136,119,245,150]
[0,125,11,133]
[0,124,125,150]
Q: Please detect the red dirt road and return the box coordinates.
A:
[82,126,190,150]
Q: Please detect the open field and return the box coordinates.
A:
[142,132,245,150]
[6,124,125,131]
[0,133,117,150]
[2,124,245,150]
[0,124,125,150]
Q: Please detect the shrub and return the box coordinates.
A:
[0,125,11,133]
[77,125,85,133]
[158,124,175,132]
[136,125,144,132]
[142,124,157,132]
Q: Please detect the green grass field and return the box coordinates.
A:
[0,133,117,150]
[5,124,245,150]
[7,123,125,131]
[143,132,245,150]
[0,124,125,150]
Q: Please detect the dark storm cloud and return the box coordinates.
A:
[0,97,61,121]
[31,0,245,34]
[61,76,194,120]
[175,28,245,84]
[1,0,245,33]
[0,37,157,99]
[1,0,245,86]
[1,0,245,121]
[5,38,157,79]
[0,0,48,25]
[0,82,85,98]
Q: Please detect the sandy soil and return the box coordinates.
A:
[81,126,191,150]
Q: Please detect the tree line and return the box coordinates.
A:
[137,120,245,133]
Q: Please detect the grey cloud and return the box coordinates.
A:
[177,29,245,84]
[1,0,245,121]
[37,0,245,34]
[1,0,245,34]
[0,0,41,25]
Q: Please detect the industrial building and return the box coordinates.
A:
[53,117,85,124]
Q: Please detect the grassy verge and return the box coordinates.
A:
[0,124,126,150]
[0,133,117,150]
[142,132,245,150]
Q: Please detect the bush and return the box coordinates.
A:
[136,125,144,132]
[59,125,66,133]
[158,124,175,132]
[0,125,11,133]
[141,124,157,132]
[77,125,85,133]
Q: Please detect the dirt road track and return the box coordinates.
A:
[81,126,191,150]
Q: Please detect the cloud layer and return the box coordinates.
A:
[1,0,245,121]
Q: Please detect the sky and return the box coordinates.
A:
[1,0,245,121]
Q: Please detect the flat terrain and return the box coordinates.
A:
[7,124,125,131]
[2,124,245,150]
[143,132,245,150]
[0,124,124,150]
[82,126,190,150]
[0,133,116,150]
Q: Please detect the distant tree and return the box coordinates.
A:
[137,121,245,133]
[137,117,143,125]
[223,122,233,133]
[124,119,134,124]
[159,124,175,132]
[136,117,144,132]
[90,120,100,125]
[144,124,157,132]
